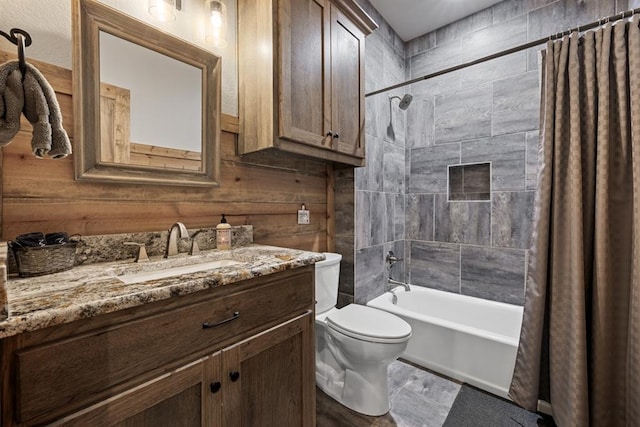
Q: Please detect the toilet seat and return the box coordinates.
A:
[326,304,411,344]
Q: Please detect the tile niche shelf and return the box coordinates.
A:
[448,162,491,201]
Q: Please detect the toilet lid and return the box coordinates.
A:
[326,304,412,344]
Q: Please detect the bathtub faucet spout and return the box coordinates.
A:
[388,278,411,292]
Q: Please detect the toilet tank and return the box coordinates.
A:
[315,252,342,314]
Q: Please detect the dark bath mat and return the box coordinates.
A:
[443,384,556,427]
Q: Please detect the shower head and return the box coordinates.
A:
[390,94,413,110]
[398,94,413,110]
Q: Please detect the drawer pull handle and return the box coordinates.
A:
[202,311,240,329]
[210,381,221,394]
[229,371,240,382]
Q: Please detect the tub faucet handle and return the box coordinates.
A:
[386,251,402,267]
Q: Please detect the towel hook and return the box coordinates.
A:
[0,27,33,47]
[0,27,32,76]
[17,34,26,76]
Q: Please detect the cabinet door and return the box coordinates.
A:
[59,354,222,427]
[330,5,366,158]
[278,0,332,149]
[221,311,315,427]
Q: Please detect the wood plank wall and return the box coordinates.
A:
[0,50,329,252]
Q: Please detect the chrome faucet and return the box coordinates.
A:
[388,278,410,292]
[165,222,189,258]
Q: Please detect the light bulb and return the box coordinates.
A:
[149,0,176,22]
[211,10,223,27]
[205,0,228,48]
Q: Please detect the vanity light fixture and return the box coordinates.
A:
[148,0,180,22]
[205,0,228,48]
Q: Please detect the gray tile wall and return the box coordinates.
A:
[335,168,356,307]
[403,0,633,305]
[351,0,408,304]
[335,0,634,307]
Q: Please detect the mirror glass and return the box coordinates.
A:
[73,0,221,186]
[99,32,202,171]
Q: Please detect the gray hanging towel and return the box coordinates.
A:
[0,60,24,146]
[0,60,71,158]
[21,61,72,158]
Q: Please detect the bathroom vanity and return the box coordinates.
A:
[0,245,321,426]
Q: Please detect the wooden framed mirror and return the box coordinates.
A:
[72,0,221,187]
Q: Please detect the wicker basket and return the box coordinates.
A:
[10,242,77,277]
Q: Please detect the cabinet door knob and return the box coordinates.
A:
[229,371,240,382]
[326,131,333,137]
[210,381,222,393]
[333,133,339,139]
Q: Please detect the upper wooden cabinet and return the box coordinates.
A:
[238,0,377,166]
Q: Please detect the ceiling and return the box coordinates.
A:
[369,0,504,42]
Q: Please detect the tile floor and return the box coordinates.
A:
[316,360,461,427]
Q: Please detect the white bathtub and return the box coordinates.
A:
[367,286,523,399]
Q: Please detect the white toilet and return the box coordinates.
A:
[315,252,412,416]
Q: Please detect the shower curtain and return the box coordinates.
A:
[508,17,640,427]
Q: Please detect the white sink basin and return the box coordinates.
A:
[116,259,242,285]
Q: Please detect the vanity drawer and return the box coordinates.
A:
[14,267,313,425]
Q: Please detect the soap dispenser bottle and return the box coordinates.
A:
[216,214,231,250]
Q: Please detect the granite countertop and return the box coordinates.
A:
[0,244,324,339]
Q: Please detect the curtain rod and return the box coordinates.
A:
[366,7,640,97]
